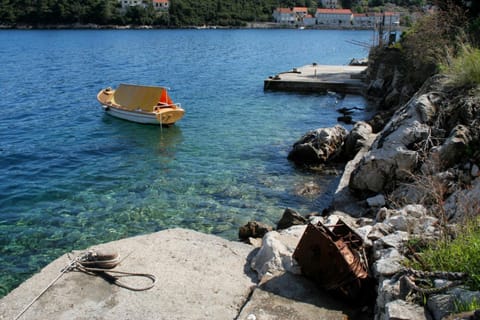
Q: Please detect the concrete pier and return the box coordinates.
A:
[264,64,367,95]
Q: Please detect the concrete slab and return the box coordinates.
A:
[264,64,367,95]
[237,272,371,320]
[0,228,257,320]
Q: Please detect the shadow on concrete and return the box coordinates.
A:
[257,272,373,319]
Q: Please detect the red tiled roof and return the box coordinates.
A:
[153,0,169,3]
[293,7,308,12]
[316,8,353,14]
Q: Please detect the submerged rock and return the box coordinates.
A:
[239,221,273,240]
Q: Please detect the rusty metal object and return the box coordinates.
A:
[293,219,371,300]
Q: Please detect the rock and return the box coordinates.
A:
[427,289,480,320]
[350,92,441,194]
[376,279,401,320]
[431,124,472,169]
[343,121,373,160]
[276,208,308,230]
[368,78,385,96]
[288,125,348,166]
[250,226,306,279]
[368,223,394,241]
[373,248,405,277]
[472,164,479,177]
[295,181,322,197]
[384,88,400,107]
[367,194,386,207]
[356,225,374,248]
[239,221,273,240]
[385,299,428,320]
[338,115,354,124]
[333,131,377,217]
[444,177,480,221]
[376,207,395,222]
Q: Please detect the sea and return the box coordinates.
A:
[0,28,375,297]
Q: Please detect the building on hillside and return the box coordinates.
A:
[119,0,169,10]
[152,0,169,10]
[320,0,339,9]
[315,8,353,26]
[352,12,400,27]
[273,7,310,25]
[272,8,295,24]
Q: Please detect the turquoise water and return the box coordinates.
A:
[0,29,374,296]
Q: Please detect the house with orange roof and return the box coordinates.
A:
[152,0,169,10]
[273,7,313,25]
[315,8,353,26]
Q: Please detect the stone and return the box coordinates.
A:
[376,207,394,222]
[367,194,386,207]
[295,181,322,197]
[288,125,348,166]
[444,177,480,221]
[343,121,372,159]
[375,231,409,250]
[250,226,306,279]
[472,164,479,177]
[385,299,427,320]
[427,294,455,320]
[239,221,273,240]
[349,92,442,194]
[431,124,472,169]
[373,248,405,277]
[376,279,401,319]
[276,208,308,230]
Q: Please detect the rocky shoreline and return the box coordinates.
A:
[240,47,480,319]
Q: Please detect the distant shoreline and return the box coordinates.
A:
[0,22,397,31]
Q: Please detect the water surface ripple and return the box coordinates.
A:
[0,29,374,296]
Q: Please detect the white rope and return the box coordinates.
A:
[13,257,80,320]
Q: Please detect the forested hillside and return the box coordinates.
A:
[0,0,427,27]
[0,0,308,26]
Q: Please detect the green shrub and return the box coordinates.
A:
[409,216,480,291]
[441,44,480,87]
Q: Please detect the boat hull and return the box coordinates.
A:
[102,105,184,125]
[96,86,184,126]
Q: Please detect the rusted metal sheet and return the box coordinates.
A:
[293,219,371,300]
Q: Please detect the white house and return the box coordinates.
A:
[352,12,400,27]
[119,0,170,10]
[273,7,310,25]
[316,8,353,26]
[272,8,295,24]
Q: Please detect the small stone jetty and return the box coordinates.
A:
[264,63,367,95]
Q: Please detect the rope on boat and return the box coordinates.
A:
[13,249,156,320]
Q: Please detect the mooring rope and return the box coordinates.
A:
[13,249,156,320]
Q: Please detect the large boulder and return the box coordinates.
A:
[349,92,442,194]
[343,121,373,160]
[288,125,348,166]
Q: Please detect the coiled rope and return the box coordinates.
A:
[14,249,156,320]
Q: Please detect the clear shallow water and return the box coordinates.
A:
[0,29,373,296]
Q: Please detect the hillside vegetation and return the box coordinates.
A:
[0,0,423,27]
